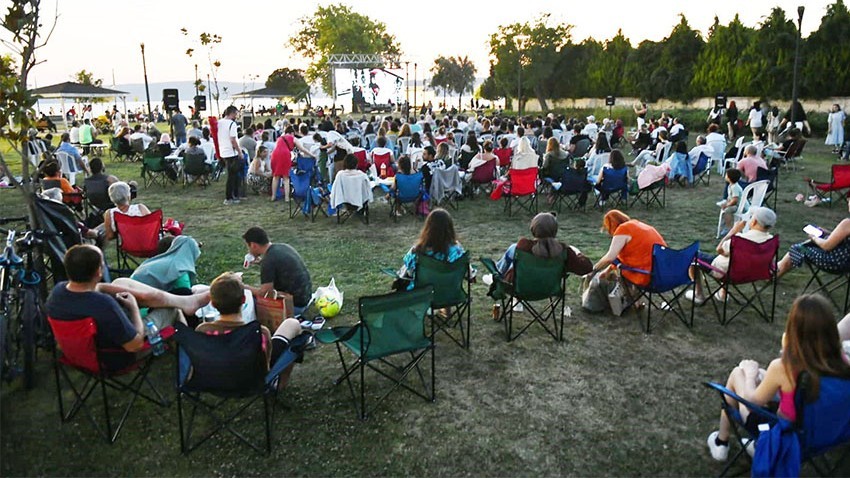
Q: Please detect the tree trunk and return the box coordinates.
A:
[535,85,549,112]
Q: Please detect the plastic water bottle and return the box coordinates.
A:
[380,162,387,179]
[145,321,165,356]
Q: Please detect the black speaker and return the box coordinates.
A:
[241,113,253,130]
[715,94,727,109]
[605,95,616,106]
[162,89,179,111]
[194,95,206,111]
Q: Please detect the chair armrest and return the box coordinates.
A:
[479,257,500,276]
[616,261,650,276]
[265,334,310,386]
[380,267,409,280]
[315,325,359,345]
[696,258,726,278]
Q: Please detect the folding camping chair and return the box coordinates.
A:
[778,139,807,172]
[698,235,780,326]
[330,172,371,225]
[174,322,307,455]
[618,242,699,333]
[693,152,711,186]
[390,172,424,221]
[110,137,132,162]
[384,253,472,348]
[801,258,850,315]
[372,152,395,179]
[464,160,497,198]
[289,157,326,222]
[704,372,850,478]
[631,176,666,209]
[502,167,539,216]
[480,250,567,343]
[553,168,592,212]
[129,138,146,162]
[48,317,172,443]
[315,287,435,420]
[808,164,850,207]
[756,166,779,210]
[142,150,176,188]
[182,151,211,187]
[594,167,629,210]
[113,209,163,274]
[429,165,462,210]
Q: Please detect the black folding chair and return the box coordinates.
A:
[630,177,666,209]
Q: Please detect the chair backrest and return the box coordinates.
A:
[560,168,590,193]
[693,152,709,174]
[658,141,673,163]
[48,317,100,374]
[130,137,145,154]
[573,138,592,157]
[756,167,778,192]
[183,152,209,176]
[359,287,434,361]
[143,152,165,172]
[414,252,469,308]
[201,142,216,162]
[735,141,752,162]
[494,148,512,167]
[54,151,78,176]
[600,166,628,192]
[507,167,538,196]
[588,153,610,177]
[743,179,770,212]
[291,167,313,198]
[398,137,411,155]
[796,373,850,457]
[364,133,377,150]
[832,164,850,189]
[114,209,163,258]
[352,149,369,172]
[175,321,266,395]
[373,152,394,177]
[84,177,113,210]
[649,242,699,293]
[708,138,726,161]
[513,249,565,301]
[470,160,497,184]
[395,172,423,202]
[727,235,779,284]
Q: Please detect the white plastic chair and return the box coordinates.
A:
[707,138,727,175]
[716,180,769,238]
[397,137,411,158]
[201,142,216,164]
[54,151,81,186]
[725,138,749,171]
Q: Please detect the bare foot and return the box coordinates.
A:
[181,290,211,317]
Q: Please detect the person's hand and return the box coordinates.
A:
[739,359,759,378]
[114,291,138,309]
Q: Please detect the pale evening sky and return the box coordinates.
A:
[2,0,831,88]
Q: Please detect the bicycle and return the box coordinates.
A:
[0,216,50,389]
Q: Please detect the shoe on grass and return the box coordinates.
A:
[707,431,729,461]
[482,274,494,286]
[685,290,705,305]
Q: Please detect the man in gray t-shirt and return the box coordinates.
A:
[242,227,312,312]
[171,109,189,145]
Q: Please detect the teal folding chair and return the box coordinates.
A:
[316,287,435,420]
[481,249,566,342]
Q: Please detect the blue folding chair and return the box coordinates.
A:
[693,152,710,186]
[391,172,424,221]
[595,167,629,209]
[619,242,699,333]
[289,157,326,221]
[704,372,850,477]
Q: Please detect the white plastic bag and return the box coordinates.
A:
[311,278,344,318]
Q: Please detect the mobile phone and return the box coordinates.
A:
[803,224,823,238]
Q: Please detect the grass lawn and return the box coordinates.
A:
[1,131,848,476]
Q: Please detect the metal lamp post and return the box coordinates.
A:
[140,43,153,121]
[790,6,805,127]
[514,34,530,117]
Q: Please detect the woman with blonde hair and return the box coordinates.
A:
[542,137,569,180]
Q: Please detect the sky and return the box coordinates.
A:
[1,0,833,89]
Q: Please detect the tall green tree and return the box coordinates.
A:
[265,68,309,102]
[737,7,797,99]
[803,0,850,97]
[553,39,603,99]
[290,5,401,96]
[621,40,663,101]
[487,15,571,111]
[656,15,704,101]
[690,15,755,96]
[585,30,632,98]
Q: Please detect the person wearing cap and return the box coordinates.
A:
[582,115,599,142]
[687,207,777,304]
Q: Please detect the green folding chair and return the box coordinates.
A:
[315,287,435,420]
[481,249,567,342]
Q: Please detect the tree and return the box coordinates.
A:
[585,31,632,98]
[803,0,850,97]
[737,7,796,99]
[265,68,309,102]
[656,15,704,101]
[690,15,755,96]
[487,15,571,112]
[430,56,477,109]
[621,40,663,101]
[181,28,224,115]
[0,0,59,226]
[552,39,603,99]
[71,69,106,103]
[290,5,401,96]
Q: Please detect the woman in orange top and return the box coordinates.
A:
[592,210,666,287]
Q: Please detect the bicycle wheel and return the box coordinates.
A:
[19,287,38,389]
[0,310,7,382]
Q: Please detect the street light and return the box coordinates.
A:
[140,43,152,121]
[790,6,805,127]
[514,34,530,117]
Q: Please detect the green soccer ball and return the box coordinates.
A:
[316,295,341,318]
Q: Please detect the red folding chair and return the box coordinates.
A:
[352,149,369,172]
[503,167,539,216]
[48,317,173,443]
[698,235,780,326]
[372,152,395,178]
[465,160,497,198]
[494,148,512,170]
[809,164,850,207]
[113,209,163,274]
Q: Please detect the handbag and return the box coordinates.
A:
[580,273,609,313]
[607,280,628,317]
[254,290,294,331]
